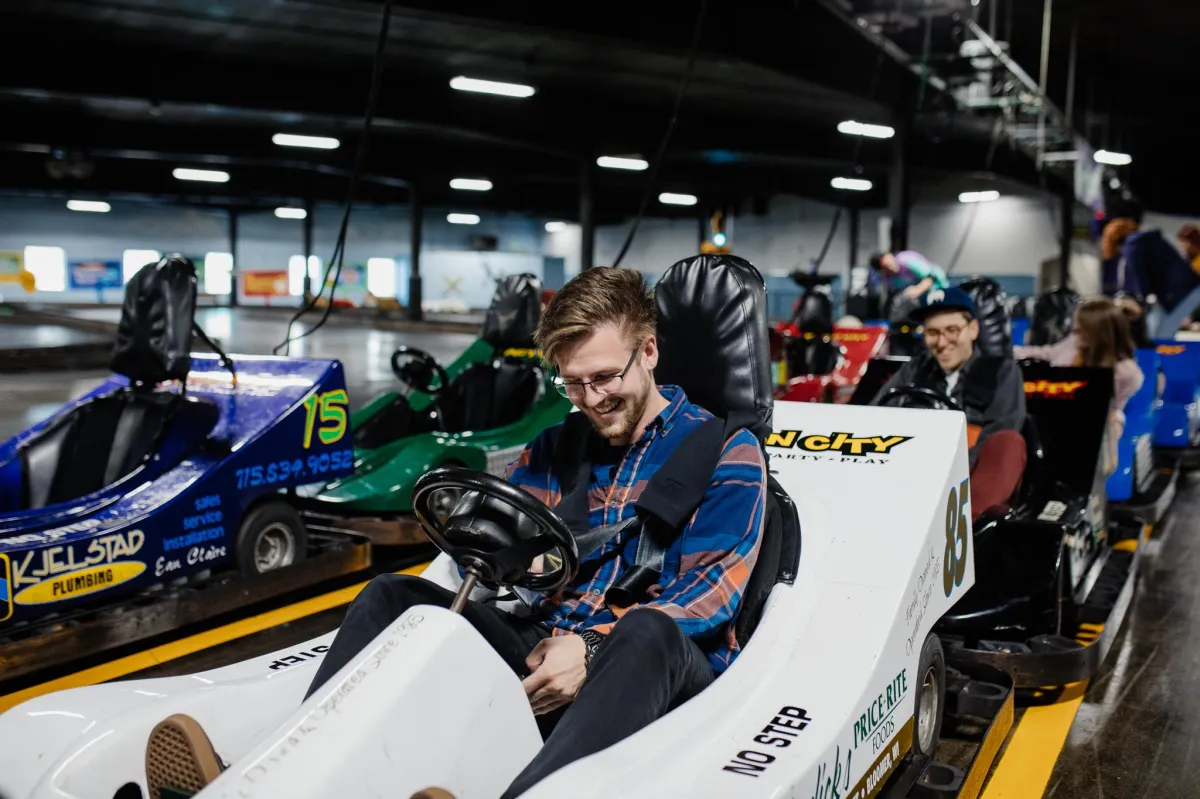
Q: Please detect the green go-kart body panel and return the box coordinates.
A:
[308,338,573,515]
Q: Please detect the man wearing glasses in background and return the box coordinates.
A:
[144,266,767,799]
[871,287,1027,520]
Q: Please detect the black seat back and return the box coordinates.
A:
[482,273,541,351]
[21,393,217,510]
[20,254,210,510]
[1029,287,1081,346]
[111,254,199,386]
[653,254,800,645]
[794,289,834,336]
[958,276,1012,357]
[438,359,543,432]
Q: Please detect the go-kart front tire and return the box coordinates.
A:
[236,500,308,575]
[914,633,946,759]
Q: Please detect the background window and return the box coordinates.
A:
[123,250,161,283]
[288,255,322,295]
[23,246,67,291]
[367,257,396,297]
[203,251,233,295]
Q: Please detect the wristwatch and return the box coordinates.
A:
[577,629,606,670]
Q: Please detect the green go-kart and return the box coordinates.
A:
[300,274,573,545]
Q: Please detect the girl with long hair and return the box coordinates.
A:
[1015,296,1145,472]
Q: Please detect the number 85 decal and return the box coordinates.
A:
[943,477,970,597]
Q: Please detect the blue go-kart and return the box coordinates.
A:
[0,255,367,683]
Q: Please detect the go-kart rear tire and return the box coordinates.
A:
[235,500,307,576]
[913,633,946,759]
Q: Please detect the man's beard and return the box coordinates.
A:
[587,382,650,443]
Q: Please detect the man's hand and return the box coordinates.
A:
[521,635,588,716]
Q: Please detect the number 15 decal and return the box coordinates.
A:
[302,389,349,449]
[943,477,969,598]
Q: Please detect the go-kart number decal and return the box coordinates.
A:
[944,478,969,598]
[235,449,354,489]
[0,553,11,623]
[302,389,349,449]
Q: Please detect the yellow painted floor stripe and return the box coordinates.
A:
[0,562,428,714]
[980,680,1088,799]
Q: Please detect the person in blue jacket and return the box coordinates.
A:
[1106,220,1200,338]
[869,250,949,300]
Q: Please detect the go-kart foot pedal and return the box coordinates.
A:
[910,761,966,798]
[946,679,1009,719]
[145,714,224,799]
[977,639,1031,655]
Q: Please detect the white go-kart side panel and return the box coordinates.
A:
[0,400,975,799]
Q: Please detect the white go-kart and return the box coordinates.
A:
[0,255,1010,799]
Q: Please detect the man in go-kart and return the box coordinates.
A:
[872,287,1027,518]
[145,266,767,799]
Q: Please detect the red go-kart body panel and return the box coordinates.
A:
[772,325,888,403]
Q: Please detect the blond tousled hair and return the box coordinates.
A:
[534,267,656,368]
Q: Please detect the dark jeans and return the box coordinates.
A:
[305,574,715,799]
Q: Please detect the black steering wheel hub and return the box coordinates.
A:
[876,385,961,411]
[391,345,450,395]
[412,467,580,593]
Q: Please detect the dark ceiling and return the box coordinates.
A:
[0,0,1194,224]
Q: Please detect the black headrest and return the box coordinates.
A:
[957,276,1011,357]
[110,254,198,385]
[1029,287,1081,346]
[482,273,541,351]
[653,254,774,441]
[794,289,834,335]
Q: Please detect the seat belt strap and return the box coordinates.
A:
[607,413,757,609]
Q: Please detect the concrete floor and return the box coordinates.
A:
[1044,478,1200,797]
[0,307,476,441]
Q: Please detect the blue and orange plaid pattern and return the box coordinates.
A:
[505,385,767,674]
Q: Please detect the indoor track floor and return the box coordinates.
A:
[3,309,1200,798]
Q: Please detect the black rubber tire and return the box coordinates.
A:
[912,633,947,759]
[235,500,308,576]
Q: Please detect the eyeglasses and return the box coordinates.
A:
[553,342,641,399]
[923,324,966,343]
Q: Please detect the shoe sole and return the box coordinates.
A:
[145,714,223,799]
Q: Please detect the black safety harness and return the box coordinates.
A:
[548,409,760,609]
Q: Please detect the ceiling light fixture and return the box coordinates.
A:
[450,178,493,191]
[173,167,230,183]
[658,192,697,206]
[958,190,1000,203]
[1094,150,1132,166]
[545,221,567,232]
[597,156,649,171]
[449,76,535,98]
[275,207,307,219]
[837,120,895,139]
[831,177,872,191]
[447,213,481,225]
[66,200,111,213]
[272,133,340,150]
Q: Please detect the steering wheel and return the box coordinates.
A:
[876,385,961,411]
[412,467,580,594]
[391,345,450,396]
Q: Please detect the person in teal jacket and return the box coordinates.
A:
[870,250,950,300]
